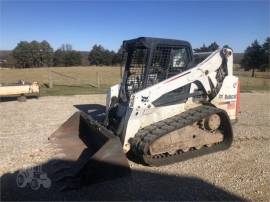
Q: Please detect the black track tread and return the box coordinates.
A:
[130,105,233,166]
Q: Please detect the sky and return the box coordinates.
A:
[0,0,269,52]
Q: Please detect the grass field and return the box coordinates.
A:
[0,66,122,95]
[0,66,269,96]
[238,76,270,91]
[234,69,270,91]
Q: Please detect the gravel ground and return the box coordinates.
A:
[1,93,270,201]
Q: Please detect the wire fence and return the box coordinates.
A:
[48,69,101,88]
[1,67,269,94]
[234,71,270,91]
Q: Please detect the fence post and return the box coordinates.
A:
[96,71,100,88]
[263,78,266,90]
[100,71,102,88]
[48,69,53,88]
[120,65,123,79]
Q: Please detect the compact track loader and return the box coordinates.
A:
[49,37,240,188]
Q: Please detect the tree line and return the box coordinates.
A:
[1,38,269,74]
[193,42,220,53]
[1,40,122,68]
[12,41,54,68]
[194,38,269,76]
[241,38,269,76]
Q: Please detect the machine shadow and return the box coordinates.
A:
[1,158,245,201]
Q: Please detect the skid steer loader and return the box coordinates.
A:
[49,37,240,189]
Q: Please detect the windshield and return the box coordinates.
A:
[122,46,190,99]
[124,47,148,98]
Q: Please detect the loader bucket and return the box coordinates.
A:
[48,111,130,190]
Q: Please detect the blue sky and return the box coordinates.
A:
[0,0,269,52]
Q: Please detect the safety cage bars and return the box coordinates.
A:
[124,46,190,98]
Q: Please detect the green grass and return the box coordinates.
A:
[40,84,110,96]
[238,76,270,92]
[240,84,270,92]
[0,66,121,86]
[1,66,121,96]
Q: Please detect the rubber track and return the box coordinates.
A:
[130,105,233,166]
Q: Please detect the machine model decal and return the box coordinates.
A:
[218,94,236,100]
[225,94,236,100]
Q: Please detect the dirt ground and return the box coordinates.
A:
[1,93,270,201]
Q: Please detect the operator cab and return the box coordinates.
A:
[108,37,194,134]
[120,37,193,101]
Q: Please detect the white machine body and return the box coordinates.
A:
[106,48,239,152]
